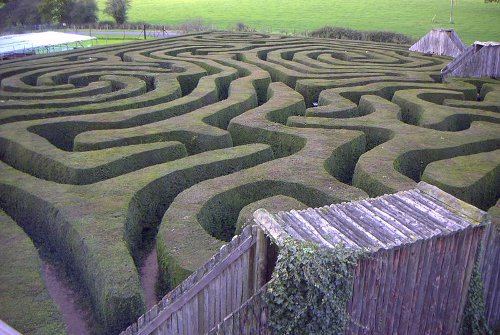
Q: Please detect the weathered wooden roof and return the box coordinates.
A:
[442,41,500,79]
[409,28,465,57]
[253,182,489,252]
[475,41,500,47]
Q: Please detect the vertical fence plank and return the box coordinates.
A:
[255,228,267,292]
[215,274,221,326]
[203,286,210,332]
[398,240,421,335]
[228,260,234,313]
[192,295,199,335]
[170,312,177,335]
[242,249,249,302]
[236,256,242,308]
[198,288,205,333]
[221,268,228,321]
[208,280,215,330]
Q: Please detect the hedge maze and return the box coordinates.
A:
[0,32,498,334]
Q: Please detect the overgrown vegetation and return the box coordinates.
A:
[266,239,364,335]
[460,263,491,335]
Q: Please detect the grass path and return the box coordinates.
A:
[96,0,500,44]
[0,210,66,335]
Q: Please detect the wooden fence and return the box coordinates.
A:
[345,227,485,335]
[121,225,270,335]
[481,220,500,331]
[0,320,22,335]
[207,283,270,335]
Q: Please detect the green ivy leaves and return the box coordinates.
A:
[266,239,364,335]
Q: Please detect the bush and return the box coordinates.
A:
[310,25,412,44]
[364,30,412,44]
[176,18,213,32]
[235,22,255,32]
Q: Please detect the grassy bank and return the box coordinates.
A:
[90,33,147,45]
[96,0,500,44]
[0,210,66,335]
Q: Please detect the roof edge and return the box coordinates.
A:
[416,181,490,225]
[253,208,287,245]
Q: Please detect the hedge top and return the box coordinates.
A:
[254,182,489,251]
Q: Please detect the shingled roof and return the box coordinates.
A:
[254,181,489,251]
[409,28,465,57]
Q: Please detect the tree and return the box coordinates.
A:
[38,0,73,23]
[104,0,131,25]
[0,0,42,27]
[38,0,97,24]
[70,0,98,24]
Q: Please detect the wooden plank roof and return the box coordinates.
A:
[409,28,465,58]
[253,182,489,252]
[442,42,500,79]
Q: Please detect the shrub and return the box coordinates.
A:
[176,18,213,32]
[311,25,412,44]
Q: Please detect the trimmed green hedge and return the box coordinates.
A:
[422,150,500,210]
[0,210,66,335]
[0,32,498,334]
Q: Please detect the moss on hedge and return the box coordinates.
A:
[235,195,307,234]
[155,82,368,294]
[288,93,500,198]
[0,32,498,334]
[422,150,500,210]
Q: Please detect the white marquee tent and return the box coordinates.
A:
[0,31,96,59]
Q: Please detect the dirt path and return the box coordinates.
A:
[42,261,94,335]
[139,246,160,309]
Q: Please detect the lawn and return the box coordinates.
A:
[96,0,500,44]
[89,33,147,45]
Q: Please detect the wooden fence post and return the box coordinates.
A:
[254,227,268,292]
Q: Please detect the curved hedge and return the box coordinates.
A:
[0,32,498,334]
[0,209,66,335]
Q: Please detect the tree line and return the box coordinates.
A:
[0,0,131,28]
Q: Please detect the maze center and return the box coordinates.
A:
[0,32,498,334]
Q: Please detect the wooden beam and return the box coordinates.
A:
[137,236,256,335]
[0,320,22,335]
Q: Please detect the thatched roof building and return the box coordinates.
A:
[409,28,465,57]
[442,41,500,79]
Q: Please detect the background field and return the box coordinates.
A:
[96,0,500,44]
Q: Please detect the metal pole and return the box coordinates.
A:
[450,0,454,23]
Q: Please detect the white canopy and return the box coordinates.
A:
[0,31,96,56]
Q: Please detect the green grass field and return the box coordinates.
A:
[96,0,500,44]
[89,33,145,45]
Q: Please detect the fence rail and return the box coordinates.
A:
[121,225,268,335]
